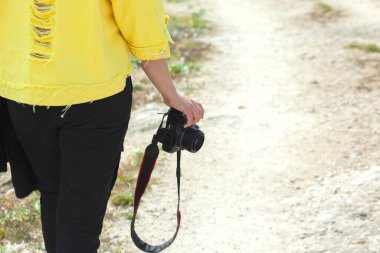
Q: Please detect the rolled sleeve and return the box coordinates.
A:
[111,0,175,61]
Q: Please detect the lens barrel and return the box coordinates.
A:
[180,126,205,153]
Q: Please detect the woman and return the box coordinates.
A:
[0,0,204,252]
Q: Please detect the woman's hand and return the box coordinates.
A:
[140,58,205,128]
[163,93,204,128]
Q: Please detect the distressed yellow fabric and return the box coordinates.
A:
[0,0,174,117]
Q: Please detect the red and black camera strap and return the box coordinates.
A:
[130,137,182,253]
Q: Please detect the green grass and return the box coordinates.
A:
[111,192,134,207]
[131,150,144,170]
[190,10,212,30]
[116,173,134,184]
[0,191,41,244]
[170,59,200,75]
[170,39,211,62]
[167,9,212,41]
[347,43,380,53]
[132,82,145,91]
[317,1,333,13]
[126,212,135,221]
[109,149,145,207]
[310,1,340,21]
[165,9,212,78]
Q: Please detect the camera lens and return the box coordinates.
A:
[180,126,205,153]
[192,134,204,152]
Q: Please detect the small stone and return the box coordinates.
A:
[304,107,316,113]
[355,212,368,219]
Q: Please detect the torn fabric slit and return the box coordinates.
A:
[28,0,64,115]
[29,0,56,62]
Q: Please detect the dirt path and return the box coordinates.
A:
[102,0,380,252]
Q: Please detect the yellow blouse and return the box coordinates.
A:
[0,0,174,116]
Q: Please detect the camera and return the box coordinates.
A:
[155,107,205,153]
[131,107,205,252]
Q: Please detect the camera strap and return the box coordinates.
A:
[130,138,182,253]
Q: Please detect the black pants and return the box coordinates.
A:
[6,77,133,253]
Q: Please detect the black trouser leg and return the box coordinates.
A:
[6,77,133,253]
[40,192,58,252]
[7,97,61,253]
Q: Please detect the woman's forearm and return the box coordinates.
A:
[140,58,179,104]
[140,58,204,128]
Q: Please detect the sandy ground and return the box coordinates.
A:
[101,0,380,252]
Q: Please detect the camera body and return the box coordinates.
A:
[156,108,204,153]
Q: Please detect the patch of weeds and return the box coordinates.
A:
[171,39,212,62]
[347,43,380,53]
[309,1,341,21]
[0,191,41,244]
[110,149,145,207]
[132,82,145,91]
[111,192,134,207]
[167,9,213,41]
[126,212,135,221]
[131,150,144,170]
[317,2,333,13]
[170,58,200,76]
[166,9,213,79]
[190,10,212,31]
[0,244,5,253]
[116,173,134,184]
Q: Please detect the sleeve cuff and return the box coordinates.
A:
[128,41,171,61]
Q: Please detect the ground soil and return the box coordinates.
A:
[101,0,380,252]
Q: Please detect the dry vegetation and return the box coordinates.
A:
[309,1,342,22]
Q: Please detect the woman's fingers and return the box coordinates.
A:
[166,93,204,128]
[184,111,194,128]
[191,100,203,123]
[182,100,203,128]
[197,102,204,119]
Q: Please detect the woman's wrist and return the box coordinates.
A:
[162,90,180,107]
[140,59,204,127]
[140,58,179,106]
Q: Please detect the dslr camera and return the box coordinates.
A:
[130,107,205,253]
[155,107,205,153]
